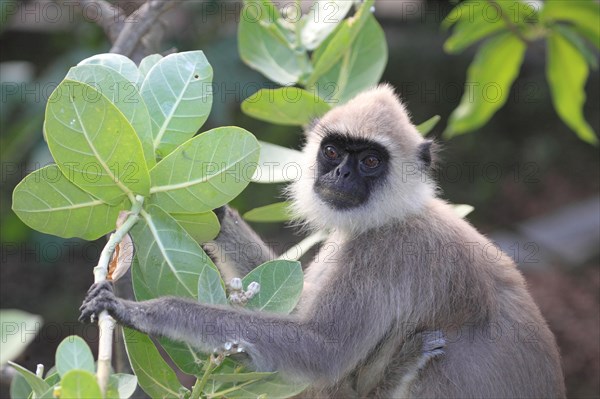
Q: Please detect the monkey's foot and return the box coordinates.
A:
[79,280,117,323]
[421,331,445,360]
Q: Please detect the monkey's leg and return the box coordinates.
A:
[203,205,277,280]
[366,331,445,398]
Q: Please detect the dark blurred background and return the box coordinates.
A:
[1,0,599,397]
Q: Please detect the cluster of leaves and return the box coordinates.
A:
[443,0,599,144]
[236,0,446,224]
[9,336,136,399]
[9,51,307,398]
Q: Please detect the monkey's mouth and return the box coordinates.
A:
[314,185,366,210]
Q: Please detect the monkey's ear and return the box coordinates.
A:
[417,140,435,168]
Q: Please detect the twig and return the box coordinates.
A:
[486,0,532,45]
[190,356,217,399]
[94,195,145,395]
[79,0,126,43]
[110,0,178,59]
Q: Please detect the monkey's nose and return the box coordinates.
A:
[335,166,351,179]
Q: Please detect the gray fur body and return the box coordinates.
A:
[80,85,565,398]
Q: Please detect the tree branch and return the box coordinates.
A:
[79,0,125,43]
[110,0,179,61]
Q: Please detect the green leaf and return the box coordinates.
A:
[105,373,138,399]
[139,54,164,78]
[123,328,188,399]
[301,0,353,50]
[238,1,310,85]
[444,32,526,138]
[12,166,126,241]
[55,335,95,377]
[66,64,156,168]
[131,205,222,298]
[60,370,102,399]
[140,51,213,159]
[132,254,207,376]
[171,211,220,244]
[242,88,331,126]
[243,260,303,313]
[0,310,42,364]
[251,141,304,184]
[546,30,598,144]
[7,362,50,398]
[442,0,508,54]
[157,337,207,376]
[221,374,308,398]
[150,127,260,213]
[416,115,441,136]
[278,230,328,262]
[78,53,142,87]
[310,15,387,104]
[45,80,151,203]
[307,0,374,86]
[198,264,228,305]
[243,202,291,223]
[552,25,598,70]
[541,0,600,49]
[9,372,32,399]
[208,371,275,383]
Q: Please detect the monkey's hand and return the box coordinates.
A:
[79,281,119,323]
[420,330,446,363]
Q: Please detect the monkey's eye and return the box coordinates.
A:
[323,145,339,160]
[362,156,381,169]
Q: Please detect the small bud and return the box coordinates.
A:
[247,281,260,294]
[229,278,243,291]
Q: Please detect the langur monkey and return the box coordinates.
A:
[80,85,565,398]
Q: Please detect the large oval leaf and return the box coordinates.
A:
[7,362,50,398]
[0,310,42,365]
[140,51,213,158]
[123,328,188,399]
[307,0,374,86]
[243,201,291,223]
[150,127,260,213]
[311,14,387,104]
[139,54,163,79]
[242,260,303,313]
[61,370,102,399]
[131,256,217,376]
[12,165,125,240]
[251,141,304,184]
[55,335,95,377]
[78,53,142,87]
[106,373,138,399]
[444,32,526,138]
[45,80,150,203]
[241,88,330,126]
[546,30,598,144]
[222,374,308,398]
[238,1,310,85]
[171,211,220,244]
[131,205,224,299]
[301,0,353,50]
[66,64,155,168]
[541,1,600,49]
[442,1,509,54]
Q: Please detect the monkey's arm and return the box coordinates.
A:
[80,280,398,382]
[203,205,276,280]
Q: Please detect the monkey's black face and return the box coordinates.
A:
[314,133,389,210]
